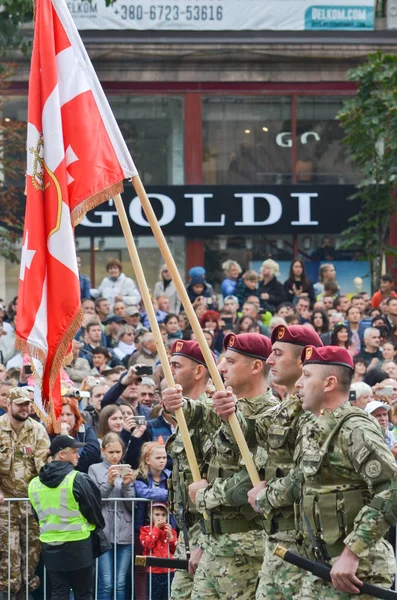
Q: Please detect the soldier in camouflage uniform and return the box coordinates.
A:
[164,340,213,600]
[212,325,323,600]
[0,388,50,594]
[255,346,397,599]
[164,333,279,600]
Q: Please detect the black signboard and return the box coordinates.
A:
[75,184,360,237]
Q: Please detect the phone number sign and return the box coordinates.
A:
[68,0,375,31]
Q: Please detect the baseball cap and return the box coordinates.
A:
[125,306,140,317]
[224,295,239,304]
[105,315,126,325]
[49,435,86,456]
[365,400,391,415]
[8,387,33,404]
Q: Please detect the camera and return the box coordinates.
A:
[70,390,90,400]
[135,365,153,376]
[132,416,146,426]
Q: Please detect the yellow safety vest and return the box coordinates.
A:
[28,470,95,543]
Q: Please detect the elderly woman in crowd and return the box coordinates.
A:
[220,260,242,298]
[153,264,181,314]
[349,381,372,410]
[113,325,136,364]
[257,259,287,313]
[93,259,141,310]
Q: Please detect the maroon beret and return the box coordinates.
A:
[223,333,272,361]
[171,339,214,367]
[301,345,354,371]
[271,324,323,348]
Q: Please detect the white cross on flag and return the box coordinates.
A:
[16,0,137,419]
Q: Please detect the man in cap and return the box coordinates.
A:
[28,435,105,600]
[212,324,323,599]
[164,340,213,600]
[255,346,397,598]
[104,315,126,348]
[365,399,393,448]
[0,387,50,596]
[163,333,278,600]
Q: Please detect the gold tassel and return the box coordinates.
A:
[71,181,124,227]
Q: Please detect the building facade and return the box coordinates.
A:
[2,1,397,296]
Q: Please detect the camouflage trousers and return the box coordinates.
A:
[0,501,41,593]
[294,538,396,600]
[256,534,304,600]
[191,550,262,600]
[170,531,194,600]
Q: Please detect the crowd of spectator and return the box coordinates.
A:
[2,255,397,598]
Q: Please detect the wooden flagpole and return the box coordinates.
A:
[131,176,260,486]
[113,194,202,485]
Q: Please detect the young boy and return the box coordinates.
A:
[140,503,178,600]
[235,270,260,308]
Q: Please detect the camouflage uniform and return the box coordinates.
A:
[259,402,397,599]
[221,395,314,600]
[166,392,211,600]
[184,390,279,600]
[0,413,50,593]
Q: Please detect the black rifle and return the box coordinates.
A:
[273,545,397,600]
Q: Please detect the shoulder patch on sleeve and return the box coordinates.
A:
[365,460,382,479]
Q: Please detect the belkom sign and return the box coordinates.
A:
[69,0,375,31]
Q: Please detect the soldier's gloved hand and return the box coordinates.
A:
[247,481,267,512]
[189,479,208,503]
[162,385,184,413]
[224,471,253,507]
[212,387,237,420]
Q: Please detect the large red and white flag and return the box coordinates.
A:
[16,0,137,419]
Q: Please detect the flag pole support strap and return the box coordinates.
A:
[131,177,260,487]
[113,193,203,489]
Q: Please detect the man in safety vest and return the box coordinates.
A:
[28,435,105,600]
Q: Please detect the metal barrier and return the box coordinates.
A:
[1,497,175,600]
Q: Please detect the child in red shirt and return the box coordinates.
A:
[140,502,177,600]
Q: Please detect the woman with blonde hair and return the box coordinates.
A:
[258,259,286,314]
[221,260,242,298]
[153,264,181,313]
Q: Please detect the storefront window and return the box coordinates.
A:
[296,96,361,184]
[108,96,184,185]
[202,96,292,185]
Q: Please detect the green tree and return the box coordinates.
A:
[337,52,397,292]
[0,66,25,262]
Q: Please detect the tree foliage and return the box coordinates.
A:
[337,52,397,291]
[0,66,25,262]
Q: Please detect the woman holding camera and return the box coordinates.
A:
[88,433,135,600]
